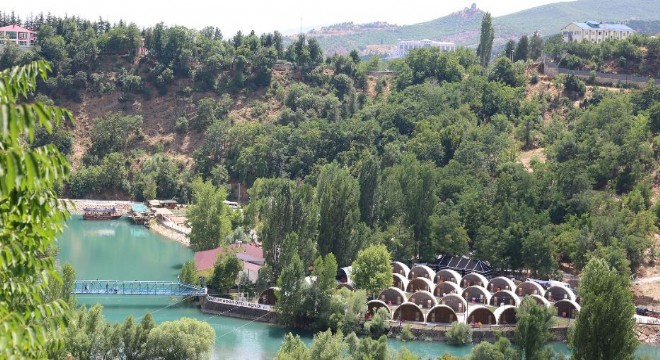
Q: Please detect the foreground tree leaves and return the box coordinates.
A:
[0,60,73,358]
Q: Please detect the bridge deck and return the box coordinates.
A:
[73,280,206,296]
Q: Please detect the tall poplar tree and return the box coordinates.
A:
[515,298,554,360]
[316,163,361,267]
[477,12,494,69]
[529,31,544,60]
[357,154,380,227]
[569,257,637,360]
[187,178,232,251]
[515,35,529,62]
[249,178,318,278]
[277,254,306,327]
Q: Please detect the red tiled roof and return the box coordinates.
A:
[194,243,264,271]
[0,25,35,33]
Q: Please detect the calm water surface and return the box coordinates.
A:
[57,216,660,359]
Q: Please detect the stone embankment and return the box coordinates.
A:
[149,221,190,246]
[387,323,660,345]
[637,324,660,344]
[387,324,568,343]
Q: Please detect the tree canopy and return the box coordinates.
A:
[351,244,393,298]
[569,257,638,360]
[187,178,232,251]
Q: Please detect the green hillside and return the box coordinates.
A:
[496,0,660,36]
[316,7,483,54]
[315,0,660,55]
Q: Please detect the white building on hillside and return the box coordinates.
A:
[561,21,634,43]
[395,39,455,58]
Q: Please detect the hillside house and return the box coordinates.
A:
[0,25,36,47]
[561,21,634,43]
[394,39,455,58]
[194,243,264,282]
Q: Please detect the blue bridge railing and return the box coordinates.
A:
[73,280,207,296]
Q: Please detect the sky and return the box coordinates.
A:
[6,0,575,35]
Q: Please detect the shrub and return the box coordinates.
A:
[399,324,414,341]
[117,69,143,93]
[530,73,539,84]
[175,117,189,134]
[364,307,391,337]
[564,74,586,98]
[446,322,473,345]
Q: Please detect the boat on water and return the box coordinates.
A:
[82,206,122,220]
[127,203,151,225]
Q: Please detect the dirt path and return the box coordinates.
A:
[637,275,660,284]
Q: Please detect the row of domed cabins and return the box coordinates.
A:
[257,259,580,326]
[368,261,579,326]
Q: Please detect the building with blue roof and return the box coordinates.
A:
[561,21,634,43]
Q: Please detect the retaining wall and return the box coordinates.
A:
[542,61,656,87]
[387,324,568,343]
[200,296,277,323]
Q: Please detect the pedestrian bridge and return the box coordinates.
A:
[73,280,207,296]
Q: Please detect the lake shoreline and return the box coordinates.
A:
[59,199,191,247]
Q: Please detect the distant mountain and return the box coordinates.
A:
[314,5,483,56]
[307,22,399,37]
[495,0,659,37]
[624,20,660,34]
[314,0,660,56]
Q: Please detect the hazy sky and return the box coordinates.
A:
[7,0,574,34]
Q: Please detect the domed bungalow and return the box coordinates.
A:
[462,285,492,305]
[258,287,279,305]
[336,283,355,291]
[336,266,352,284]
[367,300,392,316]
[393,302,425,323]
[516,281,545,297]
[494,305,517,325]
[554,299,580,318]
[378,287,407,306]
[545,286,576,302]
[392,273,409,291]
[434,269,462,285]
[487,277,516,293]
[525,294,552,307]
[408,264,435,281]
[440,293,468,313]
[460,272,489,288]
[466,305,496,325]
[406,277,435,293]
[434,281,462,298]
[391,261,410,278]
[426,305,458,324]
[409,290,438,309]
[489,290,521,307]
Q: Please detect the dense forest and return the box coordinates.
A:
[1,9,656,360]
[1,12,658,278]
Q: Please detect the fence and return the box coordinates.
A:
[542,61,656,87]
[160,218,191,235]
[635,315,660,325]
